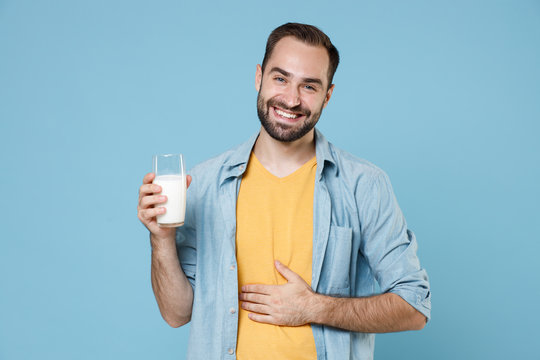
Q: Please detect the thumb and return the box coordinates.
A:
[274,260,301,282]
[186,175,192,189]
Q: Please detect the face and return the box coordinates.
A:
[256,36,334,142]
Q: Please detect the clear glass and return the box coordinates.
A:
[152,154,186,227]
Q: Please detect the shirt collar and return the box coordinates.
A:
[221,132,258,182]
[221,128,337,181]
[314,128,338,180]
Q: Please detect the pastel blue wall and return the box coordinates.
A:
[1,1,539,359]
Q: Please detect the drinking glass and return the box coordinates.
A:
[152,154,186,227]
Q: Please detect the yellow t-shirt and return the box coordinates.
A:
[235,152,317,360]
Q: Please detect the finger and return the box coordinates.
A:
[248,313,280,325]
[140,194,167,209]
[186,175,192,188]
[139,183,162,198]
[241,301,270,315]
[139,207,166,221]
[274,260,301,282]
[143,172,155,184]
[242,284,273,295]
[239,292,269,304]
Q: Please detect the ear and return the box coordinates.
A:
[255,64,263,92]
[322,84,335,108]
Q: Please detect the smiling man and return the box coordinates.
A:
[138,23,431,360]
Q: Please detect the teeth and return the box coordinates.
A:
[275,108,299,119]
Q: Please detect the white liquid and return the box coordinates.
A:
[153,175,186,227]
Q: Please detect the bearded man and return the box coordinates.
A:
[137,22,431,360]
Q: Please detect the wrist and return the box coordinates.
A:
[150,233,177,254]
[307,292,330,325]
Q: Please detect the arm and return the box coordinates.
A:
[311,292,426,332]
[357,171,431,325]
[150,233,193,327]
[138,173,194,328]
[240,260,426,332]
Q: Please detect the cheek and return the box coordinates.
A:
[260,86,279,101]
[305,96,327,110]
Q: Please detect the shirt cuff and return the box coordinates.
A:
[390,288,431,321]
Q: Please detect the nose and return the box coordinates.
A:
[283,84,301,108]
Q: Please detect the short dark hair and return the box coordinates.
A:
[261,22,340,87]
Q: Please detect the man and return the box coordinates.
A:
[138,23,431,360]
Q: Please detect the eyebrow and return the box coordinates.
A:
[269,67,324,87]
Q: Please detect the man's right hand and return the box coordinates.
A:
[137,172,192,242]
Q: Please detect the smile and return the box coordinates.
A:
[273,107,302,120]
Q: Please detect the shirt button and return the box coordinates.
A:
[229,307,236,314]
[230,265,235,270]
[228,348,234,355]
[239,165,245,171]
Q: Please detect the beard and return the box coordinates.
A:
[257,92,324,143]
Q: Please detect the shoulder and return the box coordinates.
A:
[188,136,254,190]
[326,143,398,217]
[189,146,237,177]
[327,142,388,185]
[316,129,387,185]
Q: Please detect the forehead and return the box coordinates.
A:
[265,36,330,86]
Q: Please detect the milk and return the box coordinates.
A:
[153,175,186,227]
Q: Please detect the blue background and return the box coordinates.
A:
[1,1,539,359]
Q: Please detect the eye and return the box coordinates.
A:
[304,84,316,91]
[275,77,285,83]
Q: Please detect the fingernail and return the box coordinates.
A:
[159,195,166,201]
[159,207,166,213]
[154,185,161,192]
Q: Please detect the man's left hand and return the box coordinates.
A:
[239,260,316,326]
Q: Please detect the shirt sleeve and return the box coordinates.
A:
[175,171,198,290]
[358,170,431,321]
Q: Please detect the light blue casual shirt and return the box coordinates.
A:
[176,129,431,360]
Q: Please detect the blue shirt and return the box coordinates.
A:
[176,129,431,360]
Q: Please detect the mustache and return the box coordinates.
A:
[267,98,311,117]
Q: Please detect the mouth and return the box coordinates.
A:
[272,107,304,122]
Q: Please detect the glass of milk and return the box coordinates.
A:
[152,154,186,227]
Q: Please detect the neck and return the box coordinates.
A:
[252,127,316,178]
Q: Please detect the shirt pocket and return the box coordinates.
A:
[321,225,353,294]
